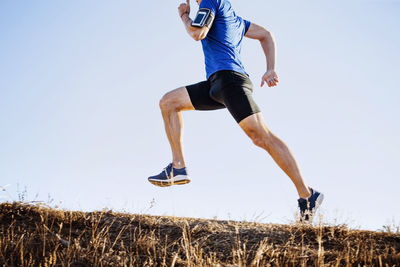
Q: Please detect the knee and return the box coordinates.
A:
[159,92,177,113]
[248,130,272,150]
[251,135,267,149]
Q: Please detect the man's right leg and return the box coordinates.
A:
[159,87,195,169]
[238,113,312,199]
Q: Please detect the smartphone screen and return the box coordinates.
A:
[193,12,206,25]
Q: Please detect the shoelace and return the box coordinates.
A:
[163,164,173,180]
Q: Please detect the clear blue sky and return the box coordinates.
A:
[0,0,399,231]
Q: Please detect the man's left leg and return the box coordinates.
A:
[148,79,225,187]
[159,87,195,169]
[148,87,195,187]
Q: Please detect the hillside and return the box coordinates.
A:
[0,202,399,266]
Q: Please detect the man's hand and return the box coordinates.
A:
[261,70,279,87]
[178,0,190,18]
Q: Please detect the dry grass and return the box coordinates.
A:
[0,202,399,266]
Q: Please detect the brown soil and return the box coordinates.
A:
[0,202,399,266]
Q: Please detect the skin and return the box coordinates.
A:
[160,0,311,199]
[179,0,211,41]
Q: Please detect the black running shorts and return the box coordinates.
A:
[186,70,261,123]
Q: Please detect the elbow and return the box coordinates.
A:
[264,30,274,42]
[192,35,201,41]
[190,28,207,41]
[191,32,205,41]
[259,29,272,42]
[267,30,274,39]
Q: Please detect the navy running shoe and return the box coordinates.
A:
[297,187,324,222]
[148,163,191,187]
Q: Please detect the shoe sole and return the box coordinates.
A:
[310,193,324,222]
[148,180,173,187]
[148,175,191,187]
[315,193,324,210]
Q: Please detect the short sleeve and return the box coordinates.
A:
[199,0,218,15]
[243,19,251,34]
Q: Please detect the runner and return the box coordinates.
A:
[148,0,324,222]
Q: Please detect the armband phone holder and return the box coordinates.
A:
[191,8,214,28]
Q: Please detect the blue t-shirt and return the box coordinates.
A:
[199,0,251,79]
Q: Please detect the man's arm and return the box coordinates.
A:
[245,23,279,87]
[178,0,212,41]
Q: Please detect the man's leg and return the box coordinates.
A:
[239,113,312,199]
[149,80,223,186]
[159,87,195,169]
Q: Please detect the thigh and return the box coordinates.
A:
[186,80,226,111]
[161,87,196,111]
[218,72,261,123]
[238,112,270,138]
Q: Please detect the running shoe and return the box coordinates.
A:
[297,187,324,222]
[148,163,191,187]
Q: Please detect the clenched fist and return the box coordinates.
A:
[178,0,191,18]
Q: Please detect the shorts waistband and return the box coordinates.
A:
[208,70,249,82]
